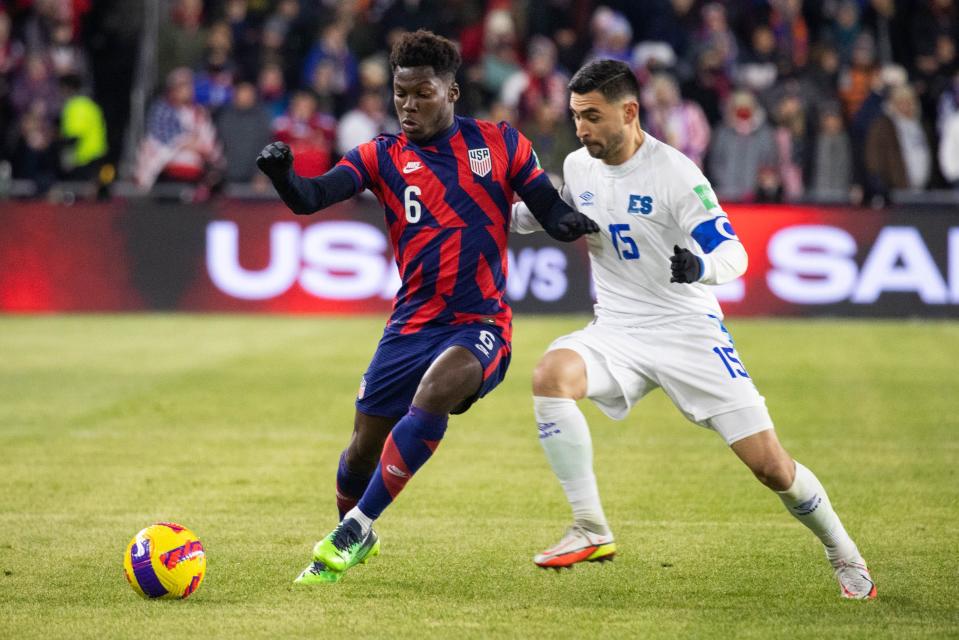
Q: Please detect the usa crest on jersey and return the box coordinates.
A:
[469,148,492,177]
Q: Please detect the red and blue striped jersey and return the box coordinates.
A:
[336,116,548,340]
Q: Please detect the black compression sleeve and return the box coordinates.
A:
[519,178,574,228]
[272,165,359,215]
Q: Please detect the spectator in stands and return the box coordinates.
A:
[811,103,853,202]
[134,67,224,199]
[865,84,933,199]
[480,9,522,98]
[940,107,959,187]
[839,33,878,120]
[737,24,779,95]
[803,42,842,104]
[47,18,88,82]
[755,165,785,203]
[771,93,808,201]
[768,0,809,75]
[630,41,677,88]
[216,81,271,187]
[939,69,959,135]
[58,72,106,182]
[500,36,569,126]
[158,0,207,85]
[225,0,260,82]
[911,0,959,51]
[336,90,397,157]
[825,1,863,68]
[695,3,738,75]
[301,21,357,108]
[357,55,391,105]
[257,61,288,119]
[643,73,711,169]
[587,6,633,64]
[10,100,57,193]
[708,89,777,201]
[272,89,332,177]
[863,0,906,66]
[517,102,579,178]
[193,21,235,115]
[9,53,59,122]
[305,57,346,118]
[849,64,908,201]
[683,47,729,126]
[261,0,312,92]
[914,35,956,123]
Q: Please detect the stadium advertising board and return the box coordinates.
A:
[0,200,956,317]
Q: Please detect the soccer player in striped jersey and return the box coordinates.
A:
[256,30,598,584]
[512,60,875,599]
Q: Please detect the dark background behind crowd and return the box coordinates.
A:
[0,0,957,206]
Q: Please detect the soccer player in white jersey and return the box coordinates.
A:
[511,60,876,600]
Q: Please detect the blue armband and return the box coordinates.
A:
[691,216,738,254]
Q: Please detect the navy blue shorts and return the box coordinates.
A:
[355,323,511,418]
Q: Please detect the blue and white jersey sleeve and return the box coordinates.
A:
[669,159,747,285]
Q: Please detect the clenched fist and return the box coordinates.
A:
[256,141,294,181]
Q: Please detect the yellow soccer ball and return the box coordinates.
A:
[123,522,206,599]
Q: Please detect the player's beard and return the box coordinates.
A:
[584,130,625,161]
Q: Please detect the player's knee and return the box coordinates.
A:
[532,351,586,399]
[750,456,794,491]
[414,362,482,414]
[344,444,379,475]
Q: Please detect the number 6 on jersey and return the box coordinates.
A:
[404,185,422,223]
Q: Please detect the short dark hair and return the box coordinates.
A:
[389,29,461,79]
[568,59,640,102]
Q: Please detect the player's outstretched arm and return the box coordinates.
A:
[256,141,358,215]
[519,180,599,242]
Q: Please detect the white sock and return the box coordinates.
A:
[777,461,860,562]
[344,506,374,537]
[534,396,611,535]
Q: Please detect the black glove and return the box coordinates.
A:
[256,141,293,181]
[543,210,600,242]
[670,245,702,283]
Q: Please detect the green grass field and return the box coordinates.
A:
[1,315,957,639]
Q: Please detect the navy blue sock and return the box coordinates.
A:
[356,407,447,521]
[335,451,373,520]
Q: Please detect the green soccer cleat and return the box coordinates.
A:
[313,518,380,573]
[293,560,343,585]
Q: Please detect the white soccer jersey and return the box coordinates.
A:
[513,132,743,322]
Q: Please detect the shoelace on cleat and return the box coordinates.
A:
[330,520,362,552]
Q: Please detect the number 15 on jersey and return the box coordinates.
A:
[609,224,639,260]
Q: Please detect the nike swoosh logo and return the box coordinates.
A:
[402,165,422,174]
[386,464,409,478]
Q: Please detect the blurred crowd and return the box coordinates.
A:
[0,0,958,205]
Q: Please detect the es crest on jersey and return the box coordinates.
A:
[468,148,492,177]
[627,194,654,215]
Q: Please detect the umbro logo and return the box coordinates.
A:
[403,161,423,174]
[386,464,409,478]
[538,422,561,439]
[579,191,595,206]
[793,495,821,516]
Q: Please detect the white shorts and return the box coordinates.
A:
[547,315,772,445]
